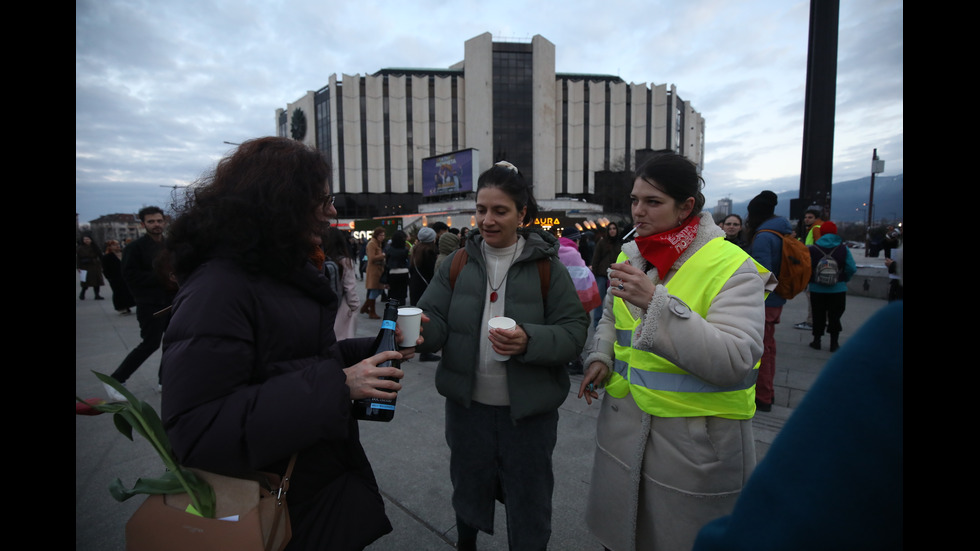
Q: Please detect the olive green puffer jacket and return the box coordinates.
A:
[417,227,589,421]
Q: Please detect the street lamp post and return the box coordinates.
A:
[865,149,885,257]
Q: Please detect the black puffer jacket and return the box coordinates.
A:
[161,258,391,549]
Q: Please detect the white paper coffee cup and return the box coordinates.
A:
[487,316,517,361]
[397,307,423,347]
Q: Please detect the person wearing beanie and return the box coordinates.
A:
[745,190,793,412]
[807,220,856,352]
[417,226,436,244]
[410,226,442,362]
[557,230,600,374]
[590,221,624,328]
[434,230,459,271]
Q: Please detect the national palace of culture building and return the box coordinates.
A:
[277,32,704,229]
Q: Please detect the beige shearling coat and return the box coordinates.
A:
[583,212,776,551]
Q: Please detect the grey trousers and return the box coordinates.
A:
[445,399,558,551]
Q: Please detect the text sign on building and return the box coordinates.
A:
[422,149,479,197]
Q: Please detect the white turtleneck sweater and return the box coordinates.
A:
[471,236,526,406]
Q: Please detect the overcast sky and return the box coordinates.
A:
[75,0,903,225]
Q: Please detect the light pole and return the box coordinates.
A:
[865,149,885,257]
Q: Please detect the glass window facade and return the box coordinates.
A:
[492,43,533,183]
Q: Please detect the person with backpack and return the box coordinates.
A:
[807,221,856,352]
[322,226,360,340]
[746,190,795,412]
[416,161,589,551]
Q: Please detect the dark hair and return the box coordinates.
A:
[166,137,331,280]
[138,206,164,222]
[603,221,623,244]
[430,221,449,233]
[390,230,407,249]
[633,153,705,219]
[322,227,352,262]
[411,238,437,266]
[724,214,743,224]
[476,162,539,225]
[78,234,100,254]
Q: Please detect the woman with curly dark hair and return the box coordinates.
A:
[160,137,418,550]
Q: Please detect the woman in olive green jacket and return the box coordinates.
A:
[417,162,589,551]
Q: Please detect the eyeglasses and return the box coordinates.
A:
[320,194,335,207]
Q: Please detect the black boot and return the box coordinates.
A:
[456,516,478,551]
[809,336,821,350]
[79,287,86,300]
[829,334,840,352]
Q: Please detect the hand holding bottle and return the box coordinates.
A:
[352,299,406,421]
[344,351,404,401]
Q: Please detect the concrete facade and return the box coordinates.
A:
[277,33,704,219]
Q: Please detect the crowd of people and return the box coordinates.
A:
[78,138,901,550]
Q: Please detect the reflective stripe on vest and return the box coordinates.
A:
[607,237,766,419]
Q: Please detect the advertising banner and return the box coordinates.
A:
[422,149,479,197]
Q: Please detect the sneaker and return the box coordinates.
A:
[793,322,812,330]
[103,381,127,402]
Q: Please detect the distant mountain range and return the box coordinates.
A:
[724,174,903,224]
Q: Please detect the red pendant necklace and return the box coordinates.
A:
[486,241,518,303]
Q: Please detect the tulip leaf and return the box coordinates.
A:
[78,372,217,518]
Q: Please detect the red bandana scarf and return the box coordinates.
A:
[632,215,699,276]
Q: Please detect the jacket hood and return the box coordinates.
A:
[756,216,793,235]
[558,236,579,250]
[815,233,843,248]
[438,232,459,255]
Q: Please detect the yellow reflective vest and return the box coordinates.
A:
[805,222,822,245]
[607,237,767,419]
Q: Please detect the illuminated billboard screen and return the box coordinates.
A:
[422,149,479,197]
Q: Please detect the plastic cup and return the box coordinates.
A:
[487,316,517,361]
[397,307,423,347]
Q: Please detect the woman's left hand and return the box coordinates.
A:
[488,324,529,357]
[607,261,656,309]
[395,313,430,360]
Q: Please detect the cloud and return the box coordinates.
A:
[76,0,902,224]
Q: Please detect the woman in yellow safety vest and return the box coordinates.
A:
[578,153,776,551]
